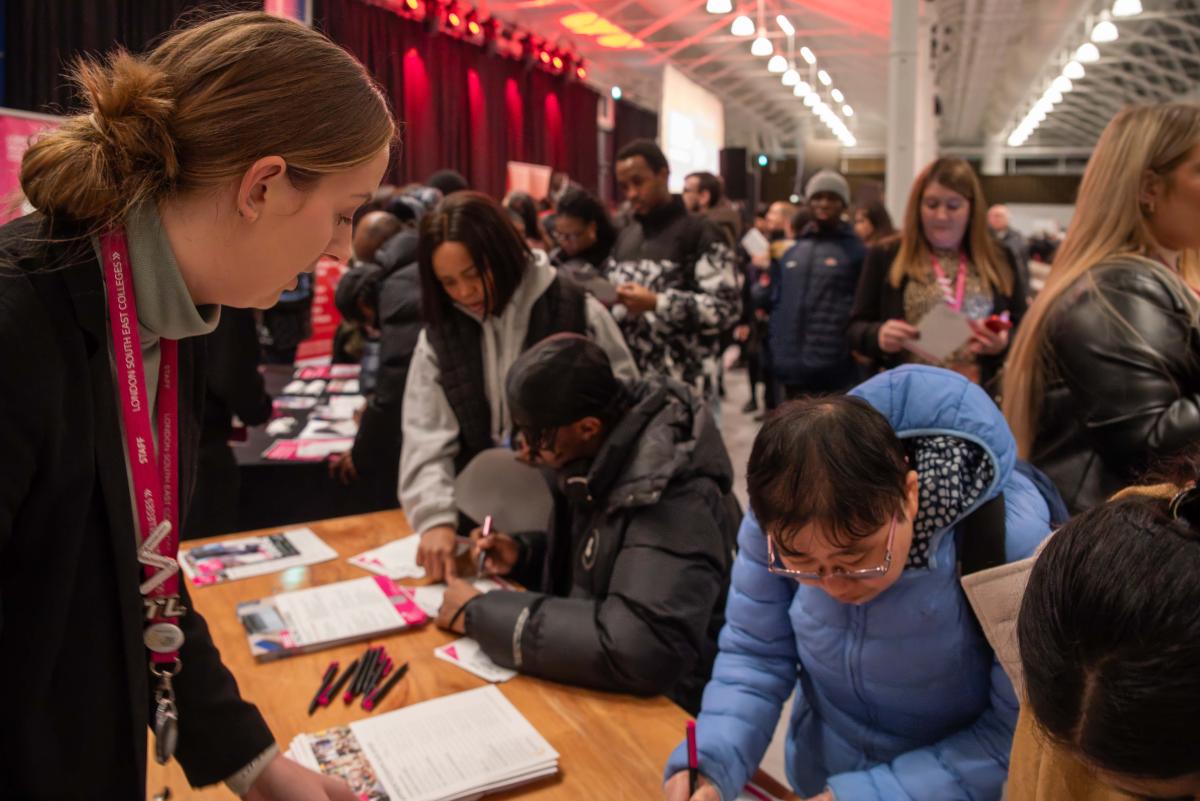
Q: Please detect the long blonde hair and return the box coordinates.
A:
[889,157,1013,296]
[19,12,395,233]
[1003,103,1200,457]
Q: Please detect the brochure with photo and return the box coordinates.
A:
[179,528,337,588]
[287,686,558,801]
[237,575,429,661]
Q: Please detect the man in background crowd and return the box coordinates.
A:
[604,140,741,415]
[988,203,1031,292]
[683,171,742,248]
[765,169,866,397]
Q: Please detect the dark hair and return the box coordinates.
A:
[686,171,723,207]
[747,396,909,547]
[504,191,541,243]
[506,333,629,454]
[616,138,669,173]
[755,202,770,220]
[417,191,530,327]
[555,188,617,251]
[427,168,468,196]
[1018,489,1200,781]
[790,206,812,237]
[855,199,897,244]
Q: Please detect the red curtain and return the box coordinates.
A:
[317,0,600,198]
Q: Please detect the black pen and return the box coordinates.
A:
[347,647,378,702]
[319,658,359,708]
[362,651,390,696]
[308,661,338,716]
[363,662,409,711]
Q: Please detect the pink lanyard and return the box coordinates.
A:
[930,251,968,312]
[100,229,184,667]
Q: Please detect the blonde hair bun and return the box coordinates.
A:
[22,50,177,224]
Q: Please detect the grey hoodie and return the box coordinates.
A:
[398,257,638,535]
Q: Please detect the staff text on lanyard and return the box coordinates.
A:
[101,228,184,764]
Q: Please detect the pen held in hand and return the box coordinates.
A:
[476,514,493,577]
[686,720,698,796]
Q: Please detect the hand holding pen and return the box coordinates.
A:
[470,515,520,578]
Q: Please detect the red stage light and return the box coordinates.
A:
[577,66,587,79]
[552,56,564,69]
[447,11,461,27]
[405,0,418,9]
[540,50,551,64]
[468,20,481,35]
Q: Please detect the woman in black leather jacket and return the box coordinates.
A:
[1003,103,1200,513]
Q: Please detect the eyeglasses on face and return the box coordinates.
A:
[766,516,897,582]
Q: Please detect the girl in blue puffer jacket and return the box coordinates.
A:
[665,365,1053,801]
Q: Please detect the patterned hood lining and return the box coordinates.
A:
[904,435,996,570]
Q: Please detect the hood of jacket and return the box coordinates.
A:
[850,364,1012,558]
[580,376,733,513]
[372,228,419,276]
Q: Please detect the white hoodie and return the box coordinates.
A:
[398,257,638,535]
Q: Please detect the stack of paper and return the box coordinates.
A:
[287,686,559,801]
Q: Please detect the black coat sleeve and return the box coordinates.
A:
[351,269,423,476]
[206,308,272,427]
[169,579,276,786]
[1049,268,1200,476]
[847,242,898,362]
[464,488,728,697]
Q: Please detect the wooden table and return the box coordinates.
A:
[147,510,798,800]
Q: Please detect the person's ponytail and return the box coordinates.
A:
[21,50,178,231]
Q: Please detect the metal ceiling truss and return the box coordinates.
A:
[1008,0,1200,149]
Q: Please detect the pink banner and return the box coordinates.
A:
[295,256,347,364]
[1,108,60,224]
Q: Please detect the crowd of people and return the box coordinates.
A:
[5,11,1200,801]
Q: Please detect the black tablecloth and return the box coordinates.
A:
[232,366,398,531]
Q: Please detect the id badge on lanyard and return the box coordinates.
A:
[931,251,968,312]
[100,229,184,764]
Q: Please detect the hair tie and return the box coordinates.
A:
[1168,483,1199,523]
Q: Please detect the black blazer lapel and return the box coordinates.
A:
[59,258,150,772]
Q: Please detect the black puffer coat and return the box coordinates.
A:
[465,377,739,713]
[1032,258,1200,512]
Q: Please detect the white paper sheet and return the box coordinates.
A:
[904,303,973,363]
[434,637,517,683]
[273,577,408,645]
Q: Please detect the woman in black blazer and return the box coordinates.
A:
[2,13,392,800]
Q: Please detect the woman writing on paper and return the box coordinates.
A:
[402,193,637,581]
[664,366,1055,801]
[2,13,391,799]
[846,158,1026,389]
[1003,103,1200,514]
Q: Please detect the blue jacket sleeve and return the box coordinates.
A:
[664,512,799,801]
[824,657,1019,801]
